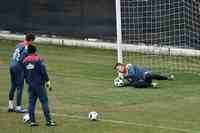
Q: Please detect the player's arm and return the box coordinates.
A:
[19,46,28,63]
[40,61,52,91]
[40,62,49,82]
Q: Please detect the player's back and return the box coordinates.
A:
[23,54,48,88]
[127,64,148,80]
[10,42,27,66]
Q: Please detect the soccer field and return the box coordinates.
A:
[0,40,200,133]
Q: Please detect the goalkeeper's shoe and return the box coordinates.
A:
[151,82,158,88]
[46,120,56,127]
[168,74,175,80]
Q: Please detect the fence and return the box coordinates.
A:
[0,0,115,40]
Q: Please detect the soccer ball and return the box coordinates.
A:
[169,74,174,80]
[113,77,125,87]
[88,111,98,121]
[23,113,30,123]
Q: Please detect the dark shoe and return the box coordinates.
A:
[8,108,14,112]
[46,120,56,127]
[30,122,38,127]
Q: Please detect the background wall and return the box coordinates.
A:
[0,0,116,40]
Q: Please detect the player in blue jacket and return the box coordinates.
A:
[8,33,35,113]
[23,45,55,126]
[114,63,174,88]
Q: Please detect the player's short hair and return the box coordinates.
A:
[25,33,35,41]
[114,63,123,69]
[28,45,37,54]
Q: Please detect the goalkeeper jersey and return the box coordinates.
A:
[126,64,150,80]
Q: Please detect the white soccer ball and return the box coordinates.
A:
[23,113,30,123]
[88,111,98,121]
[169,74,174,80]
[114,77,124,87]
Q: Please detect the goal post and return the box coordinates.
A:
[115,0,200,73]
[115,0,123,63]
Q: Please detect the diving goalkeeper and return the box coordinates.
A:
[114,63,174,88]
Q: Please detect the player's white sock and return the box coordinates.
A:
[8,100,14,109]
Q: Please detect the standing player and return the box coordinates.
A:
[23,45,55,126]
[114,63,174,88]
[8,33,35,113]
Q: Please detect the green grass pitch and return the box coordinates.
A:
[0,39,200,133]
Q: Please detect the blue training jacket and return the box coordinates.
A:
[23,53,49,88]
[126,64,150,80]
[10,42,28,66]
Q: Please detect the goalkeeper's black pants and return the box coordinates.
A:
[128,73,168,88]
[151,74,168,80]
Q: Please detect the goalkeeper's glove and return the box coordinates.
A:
[45,81,52,91]
[118,72,124,79]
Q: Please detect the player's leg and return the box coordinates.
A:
[15,65,27,113]
[144,73,153,83]
[125,75,151,88]
[38,86,55,126]
[125,76,138,85]
[130,80,152,88]
[15,83,27,113]
[151,74,169,80]
[144,73,158,88]
[8,67,16,112]
[28,88,38,126]
[16,83,24,108]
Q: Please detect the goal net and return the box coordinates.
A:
[116,0,200,73]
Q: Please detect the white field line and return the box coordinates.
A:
[52,113,199,133]
[0,106,199,133]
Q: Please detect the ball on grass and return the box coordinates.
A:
[88,111,98,121]
[23,113,30,123]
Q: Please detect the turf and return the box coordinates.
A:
[0,39,200,133]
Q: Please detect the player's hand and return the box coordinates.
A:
[46,81,52,91]
[118,73,124,79]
